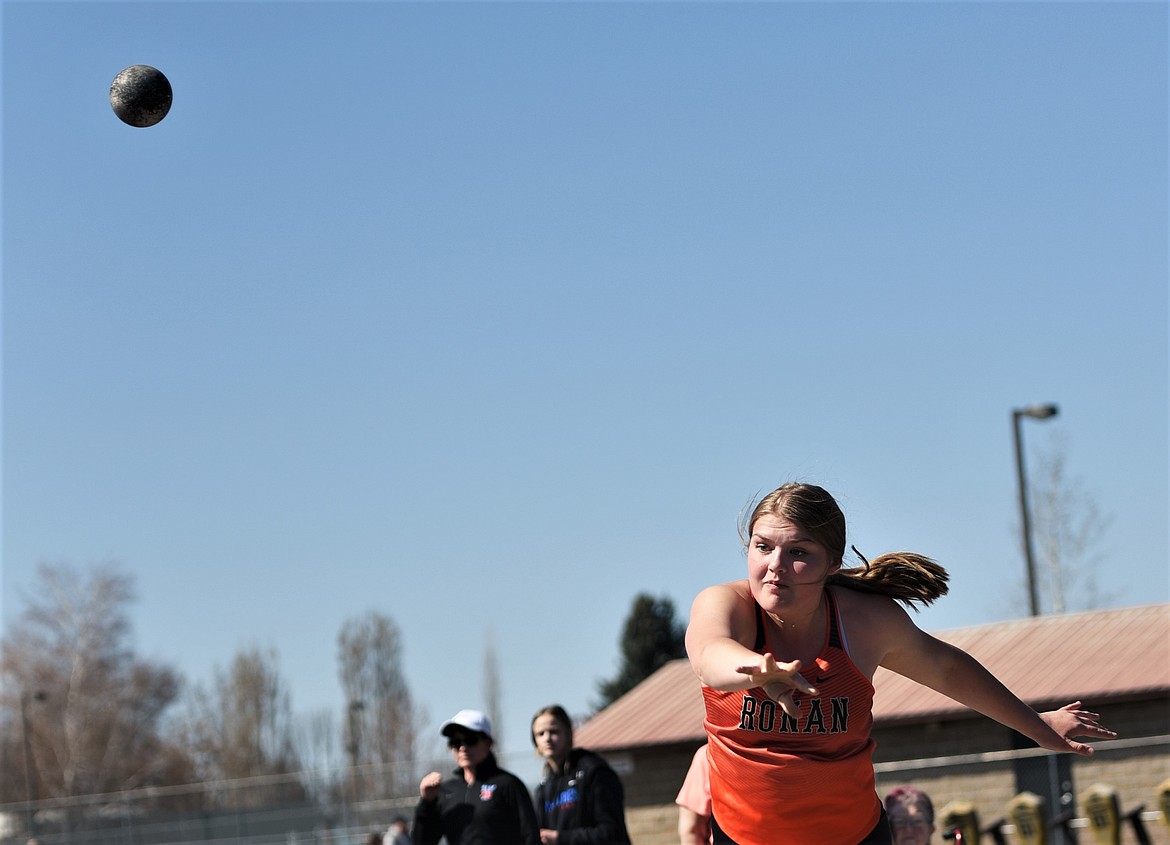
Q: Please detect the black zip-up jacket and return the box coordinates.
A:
[413,753,539,845]
[532,748,632,845]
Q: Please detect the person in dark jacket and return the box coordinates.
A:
[414,709,539,845]
[531,704,632,845]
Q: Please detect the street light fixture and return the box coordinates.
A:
[1012,403,1059,616]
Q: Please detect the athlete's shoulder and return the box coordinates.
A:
[693,578,752,605]
[690,580,757,637]
[830,584,904,619]
[831,586,921,676]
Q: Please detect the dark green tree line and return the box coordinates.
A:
[595,593,687,708]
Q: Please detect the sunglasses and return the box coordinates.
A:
[446,733,483,750]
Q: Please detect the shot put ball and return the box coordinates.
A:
[110,65,172,127]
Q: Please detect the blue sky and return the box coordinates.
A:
[3,1,1166,785]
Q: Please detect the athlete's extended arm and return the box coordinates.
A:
[685,583,816,717]
[877,608,1116,756]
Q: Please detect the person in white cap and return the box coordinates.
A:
[413,708,539,845]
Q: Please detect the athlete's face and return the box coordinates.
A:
[888,806,933,845]
[748,516,839,612]
[531,713,572,765]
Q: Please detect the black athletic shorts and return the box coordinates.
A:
[710,807,893,845]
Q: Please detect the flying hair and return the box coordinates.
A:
[828,546,949,609]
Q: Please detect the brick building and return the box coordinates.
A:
[574,603,1170,844]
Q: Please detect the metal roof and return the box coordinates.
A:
[574,603,1170,752]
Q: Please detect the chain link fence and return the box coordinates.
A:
[0,757,438,845]
[4,739,1167,845]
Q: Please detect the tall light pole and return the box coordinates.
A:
[1012,403,1059,616]
[20,689,47,838]
[345,700,365,772]
[345,699,365,800]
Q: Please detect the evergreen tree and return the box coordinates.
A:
[595,593,686,708]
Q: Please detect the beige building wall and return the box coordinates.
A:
[597,698,1169,845]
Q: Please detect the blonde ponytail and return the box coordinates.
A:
[827,547,949,609]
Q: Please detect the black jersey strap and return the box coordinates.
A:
[826,590,844,650]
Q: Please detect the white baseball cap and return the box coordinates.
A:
[440,708,493,739]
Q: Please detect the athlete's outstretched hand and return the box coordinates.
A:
[735,652,817,719]
[1036,701,1117,756]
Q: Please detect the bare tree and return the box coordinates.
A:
[337,610,417,798]
[0,562,193,814]
[1028,436,1115,613]
[292,707,343,804]
[181,647,304,806]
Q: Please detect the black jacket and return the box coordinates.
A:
[532,748,631,845]
[413,754,539,845]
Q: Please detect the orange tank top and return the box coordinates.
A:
[702,589,880,844]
